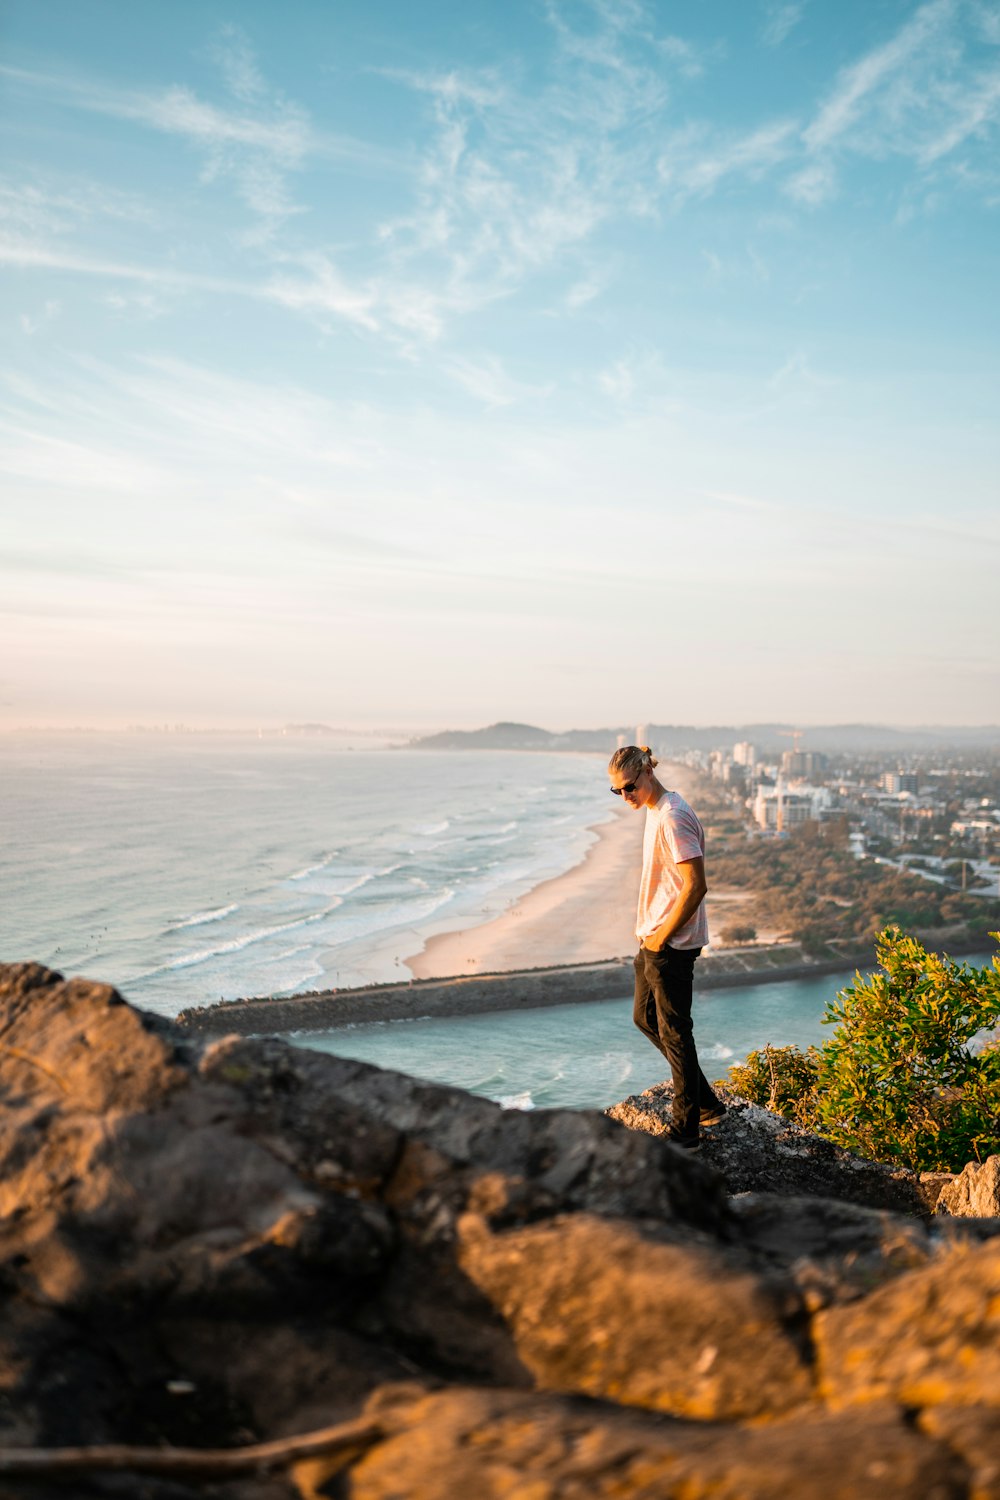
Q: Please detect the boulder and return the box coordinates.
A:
[339,1384,966,1500]
[815,1236,1000,1411]
[936,1156,1000,1217]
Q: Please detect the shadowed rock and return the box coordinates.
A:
[607,1081,933,1214]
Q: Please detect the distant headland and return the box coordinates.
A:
[404,719,1000,753]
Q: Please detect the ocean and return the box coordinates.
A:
[1,735,615,1013]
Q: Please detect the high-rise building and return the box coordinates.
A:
[881,772,918,794]
[754,784,832,830]
[781,750,827,778]
[733,741,757,767]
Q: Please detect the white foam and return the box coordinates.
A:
[499,1091,535,1111]
[289,852,339,881]
[332,872,375,896]
[169,903,239,931]
[146,901,345,975]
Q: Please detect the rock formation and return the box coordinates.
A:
[1,961,1000,1498]
[937,1157,1000,1218]
[607,1080,939,1214]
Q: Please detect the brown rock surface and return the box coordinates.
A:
[343,1385,965,1500]
[937,1156,1000,1217]
[815,1236,1000,1410]
[1,960,999,1498]
[454,1210,813,1419]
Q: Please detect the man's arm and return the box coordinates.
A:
[642,856,707,952]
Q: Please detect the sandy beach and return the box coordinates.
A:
[404,760,753,980]
[405,805,644,979]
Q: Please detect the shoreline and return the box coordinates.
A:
[403,759,751,980]
[403,805,643,979]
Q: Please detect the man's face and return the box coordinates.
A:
[608,765,649,808]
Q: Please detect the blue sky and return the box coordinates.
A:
[1,0,998,730]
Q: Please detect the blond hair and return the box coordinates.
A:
[608,744,658,778]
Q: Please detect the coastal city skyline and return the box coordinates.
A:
[2,0,999,730]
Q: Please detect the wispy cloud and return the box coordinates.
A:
[4,0,999,375]
[0,174,157,236]
[658,119,798,198]
[762,3,806,48]
[564,274,604,309]
[374,1,704,325]
[261,252,380,331]
[776,0,1000,205]
[18,299,60,336]
[917,67,1000,163]
[783,159,837,204]
[805,1,954,152]
[207,23,269,104]
[442,354,551,407]
[598,358,636,403]
[595,350,668,407]
[0,236,255,296]
[0,51,394,239]
[767,350,835,393]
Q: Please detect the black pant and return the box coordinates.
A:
[633,945,722,1138]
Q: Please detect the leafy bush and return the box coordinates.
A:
[725,1043,818,1122]
[808,927,1000,1171]
[724,927,1000,1172]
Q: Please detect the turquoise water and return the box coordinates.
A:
[298,954,995,1112]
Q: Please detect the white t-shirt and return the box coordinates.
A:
[635,789,708,950]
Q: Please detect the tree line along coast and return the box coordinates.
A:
[689,747,1000,957]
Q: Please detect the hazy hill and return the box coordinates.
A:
[406,721,1000,754]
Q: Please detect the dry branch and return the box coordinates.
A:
[0,1415,383,1477]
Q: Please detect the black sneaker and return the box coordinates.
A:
[700,1105,727,1128]
[663,1126,700,1150]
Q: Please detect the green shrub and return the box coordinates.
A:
[809,927,1000,1171]
[725,1043,819,1123]
[724,927,1000,1172]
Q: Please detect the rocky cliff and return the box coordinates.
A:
[1,962,999,1498]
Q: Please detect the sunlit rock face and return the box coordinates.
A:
[1,960,999,1498]
[937,1156,1000,1218]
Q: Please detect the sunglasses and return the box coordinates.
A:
[610,778,641,797]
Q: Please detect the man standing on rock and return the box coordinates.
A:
[608,745,725,1149]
